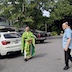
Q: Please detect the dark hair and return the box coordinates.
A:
[26,26,29,28]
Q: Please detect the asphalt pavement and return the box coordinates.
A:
[0,36,72,72]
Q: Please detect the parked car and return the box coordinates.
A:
[0,32,21,56]
[32,30,46,43]
[47,32,52,36]
[17,29,25,35]
[0,26,16,32]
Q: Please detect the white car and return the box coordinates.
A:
[0,32,21,56]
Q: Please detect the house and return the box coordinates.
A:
[0,17,12,26]
[0,17,16,32]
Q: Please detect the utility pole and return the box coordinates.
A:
[22,0,25,15]
[19,0,25,27]
[45,23,47,32]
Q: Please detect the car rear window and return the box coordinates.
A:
[4,33,21,39]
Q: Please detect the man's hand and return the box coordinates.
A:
[64,47,68,51]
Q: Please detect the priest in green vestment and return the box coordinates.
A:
[21,26,36,61]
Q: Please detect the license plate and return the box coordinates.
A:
[15,41,18,43]
[13,40,19,44]
[36,37,46,40]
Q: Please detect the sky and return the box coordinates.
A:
[43,10,50,17]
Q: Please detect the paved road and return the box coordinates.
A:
[0,36,72,72]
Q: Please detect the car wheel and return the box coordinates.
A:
[0,54,5,59]
[0,54,2,59]
[40,40,44,43]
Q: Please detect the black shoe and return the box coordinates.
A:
[63,66,69,70]
[24,58,28,61]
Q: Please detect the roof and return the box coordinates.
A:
[0,32,18,34]
[0,25,16,29]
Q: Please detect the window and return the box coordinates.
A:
[4,33,21,39]
[0,28,15,32]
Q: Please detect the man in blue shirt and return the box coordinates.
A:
[62,22,72,70]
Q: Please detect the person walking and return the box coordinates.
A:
[62,22,72,70]
[21,26,36,61]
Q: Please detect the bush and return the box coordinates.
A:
[51,31,58,36]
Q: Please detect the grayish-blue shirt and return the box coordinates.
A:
[62,28,72,49]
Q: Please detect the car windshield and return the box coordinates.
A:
[4,33,21,39]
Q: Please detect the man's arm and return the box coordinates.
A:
[65,38,71,51]
[64,29,71,51]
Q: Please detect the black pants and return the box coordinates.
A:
[64,48,72,66]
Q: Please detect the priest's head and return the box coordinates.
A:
[25,26,30,32]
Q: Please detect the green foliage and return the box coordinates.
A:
[50,0,72,21]
[51,25,58,31]
[51,31,58,36]
[0,0,72,32]
[0,0,44,28]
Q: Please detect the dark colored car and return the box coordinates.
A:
[32,30,46,43]
[0,26,16,32]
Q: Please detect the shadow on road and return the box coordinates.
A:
[0,51,22,59]
[34,53,47,59]
[36,41,51,44]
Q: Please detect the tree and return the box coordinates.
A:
[42,0,72,33]
[50,0,72,20]
[0,0,72,32]
[0,0,34,28]
[0,0,53,29]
